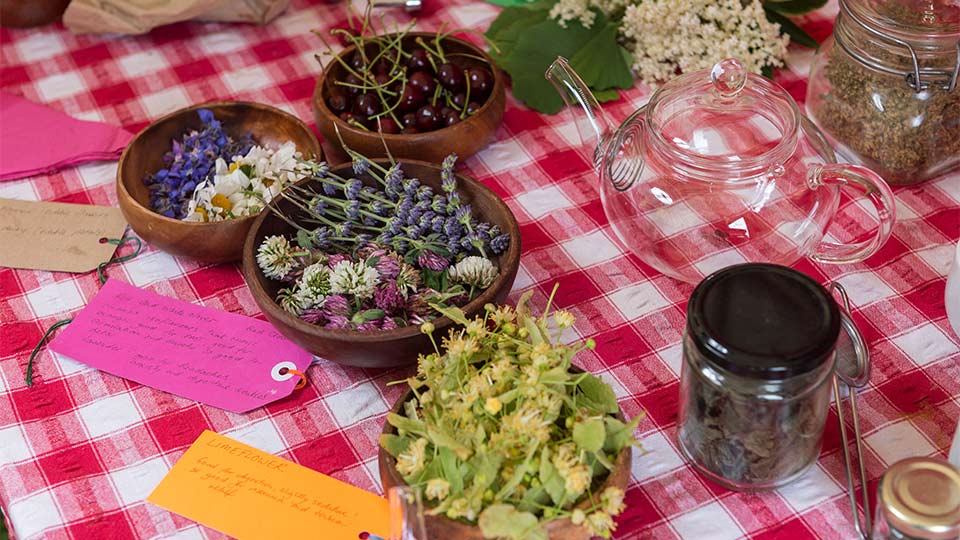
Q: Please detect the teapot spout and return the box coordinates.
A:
[546,57,615,169]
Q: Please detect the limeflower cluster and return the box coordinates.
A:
[380,289,643,539]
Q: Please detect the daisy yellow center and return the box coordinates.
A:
[211,194,232,210]
[228,162,240,173]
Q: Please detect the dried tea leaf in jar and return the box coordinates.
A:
[677,264,840,490]
[806,0,960,185]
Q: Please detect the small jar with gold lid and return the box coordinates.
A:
[872,457,960,540]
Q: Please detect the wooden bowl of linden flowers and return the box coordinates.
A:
[242,148,521,368]
[378,288,640,540]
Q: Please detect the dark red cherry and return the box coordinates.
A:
[442,110,460,127]
[353,93,381,117]
[349,50,367,72]
[407,48,433,74]
[466,101,481,116]
[397,84,425,112]
[374,73,392,87]
[377,117,401,134]
[408,71,437,97]
[339,111,355,124]
[401,112,417,129]
[328,92,349,113]
[439,106,455,117]
[416,105,440,131]
[342,73,363,96]
[437,62,464,92]
[451,92,466,109]
[467,67,493,98]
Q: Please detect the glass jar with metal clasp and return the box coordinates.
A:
[806,0,960,186]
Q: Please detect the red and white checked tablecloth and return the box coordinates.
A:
[1,1,959,539]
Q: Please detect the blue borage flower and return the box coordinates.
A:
[143,109,254,218]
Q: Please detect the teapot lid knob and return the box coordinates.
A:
[710,58,747,98]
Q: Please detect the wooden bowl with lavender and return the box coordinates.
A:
[313,31,506,163]
[241,156,520,368]
[117,102,322,263]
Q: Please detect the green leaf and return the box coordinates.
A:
[430,303,470,326]
[438,447,464,495]
[764,8,820,48]
[352,308,386,323]
[593,89,620,103]
[539,367,570,385]
[386,412,427,436]
[495,16,601,114]
[427,424,473,461]
[378,434,409,458]
[296,229,314,249]
[538,448,567,505]
[478,505,547,540]
[573,418,606,453]
[603,414,644,453]
[762,0,828,15]
[569,22,634,92]
[485,6,551,61]
[577,373,619,414]
[761,64,775,80]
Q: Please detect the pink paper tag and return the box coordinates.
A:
[50,280,313,413]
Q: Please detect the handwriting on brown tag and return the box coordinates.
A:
[0,198,128,273]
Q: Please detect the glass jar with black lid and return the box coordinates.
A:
[678,263,843,490]
[805,0,960,186]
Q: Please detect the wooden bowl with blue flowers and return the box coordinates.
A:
[117,102,322,263]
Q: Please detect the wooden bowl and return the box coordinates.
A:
[379,378,634,540]
[117,102,322,263]
[313,32,506,163]
[0,0,71,27]
[241,160,521,368]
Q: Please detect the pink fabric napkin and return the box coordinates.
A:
[0,92,133,181]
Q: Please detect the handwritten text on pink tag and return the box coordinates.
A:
[50,280,312,413]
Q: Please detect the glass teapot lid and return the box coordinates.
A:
[645,58,801,178]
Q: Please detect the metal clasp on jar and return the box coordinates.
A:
[837,0,960,92]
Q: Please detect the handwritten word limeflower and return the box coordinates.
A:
[256,235,297,280]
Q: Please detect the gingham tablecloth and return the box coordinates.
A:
[1,1,958,539]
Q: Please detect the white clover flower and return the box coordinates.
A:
[329,260,381,300]
[277,287,304,316]
[296,262,331,309]
[449,256,499,289]
[257,235,297,279]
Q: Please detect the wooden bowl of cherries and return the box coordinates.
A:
[313,31,506,163]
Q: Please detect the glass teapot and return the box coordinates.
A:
[546,57,897,283]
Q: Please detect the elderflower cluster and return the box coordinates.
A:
[619,0,789,85]
[549,0,789,85]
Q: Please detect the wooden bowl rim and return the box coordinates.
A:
[314,32,505,142]
[117,101,322,231]
[242,158,522,344]
[378,369,633,530]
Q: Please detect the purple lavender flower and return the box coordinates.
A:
[431,215,445,233]
[431,195,446,213]
[416,185,434,202]
[300,309,327,325]
[345,179,363,200]
[385,164,404,197]
[445,192,462,213]
[323,294,351,317]
[325,315,351,330]
[444,216,463,238]
[374,283,406,312]
[454,204,472,225]
[313,227,332,250]
[418,250,450,271]
[441,153,458,193]
[402,178,421,196]
[490,233,510,254]
[353,157,370,176]
[345,200,361,221]
[322,181,338,196]
[328,253,352,268]
[311,197,327,214]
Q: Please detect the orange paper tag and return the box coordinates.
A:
[148,430,390,540]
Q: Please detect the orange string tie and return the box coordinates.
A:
[282,368,308,390]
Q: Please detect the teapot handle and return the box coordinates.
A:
[808,164,897,264]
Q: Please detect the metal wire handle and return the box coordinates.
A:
[830,282,872,540]
[837,0,960,92]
